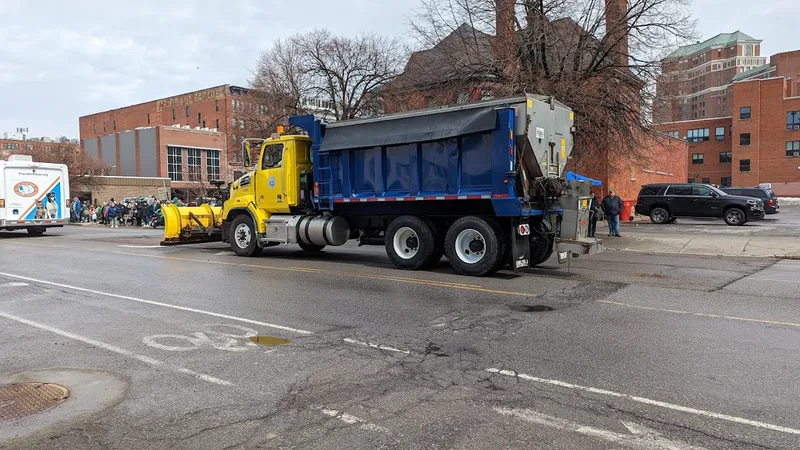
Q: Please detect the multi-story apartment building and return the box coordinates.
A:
[655,31,766,124]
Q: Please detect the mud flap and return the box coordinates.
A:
[511,219,531,272]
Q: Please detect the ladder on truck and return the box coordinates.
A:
[316,152,334,211]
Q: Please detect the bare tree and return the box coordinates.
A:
[249,29,406,123]
[21,142,108,189]
[398,0,696,166]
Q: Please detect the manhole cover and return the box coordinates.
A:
[0,383,70,423]
[510,304,554,312]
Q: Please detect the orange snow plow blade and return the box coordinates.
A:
[161,203,223,245]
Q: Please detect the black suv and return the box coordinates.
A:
[721,187,779,214]
[635,183,765,226]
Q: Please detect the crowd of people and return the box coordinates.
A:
[68,196,165,228]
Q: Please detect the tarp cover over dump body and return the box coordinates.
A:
[315,103,516,203]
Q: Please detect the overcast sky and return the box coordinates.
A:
[0,0,795,139]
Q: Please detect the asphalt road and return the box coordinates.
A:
[1,225,800,449]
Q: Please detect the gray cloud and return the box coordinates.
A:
[0,0,794,138]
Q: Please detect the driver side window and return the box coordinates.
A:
[693,186,713,197]
[262,143,284,170]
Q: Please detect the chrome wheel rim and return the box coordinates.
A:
[455,229,485,264]
[234,223,251,248]
[393,226,419,260]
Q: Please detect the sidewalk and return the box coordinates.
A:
[600,232,800,258]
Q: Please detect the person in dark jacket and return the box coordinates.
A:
[107,201,120,228]
[588,191,600,238]
[601,189,624,237]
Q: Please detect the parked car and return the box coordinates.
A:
[721,187,779,214]
[635,183,765,226]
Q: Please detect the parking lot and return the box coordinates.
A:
[2,226,800,449]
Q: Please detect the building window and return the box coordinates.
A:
[167,146,183,181]
[232,118,237,127]
[3,143,19,150]
[715,127,725,140]
[687,178,695,183]
[172,108,176,120]
[240,120,245,130]
[23,144,34,151]
[745,45,753,56]
[93,123,96,134]
[788,111,800,130]
[185,106,190,118]
[702,178,710,184]
[113,120,116,131]
[215,119,219,129]
[687,128,709,142]
[729,125,733,137]
[692,153,704,165]
[740,106,751,120]
[721,177,731,187]
[719,152,732,163]
[787,141,800,157]
[198,112,201,124]
[739,159,751,172]
[215,100,220,112]
[103,120,106,132]
[740,133,751,146]
[232,134,238,144]
[207,150,221,182]
[187,148,202,181]
[665,130,679,138]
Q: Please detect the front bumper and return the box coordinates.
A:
[747,206,765,220]
[0,218,67,228]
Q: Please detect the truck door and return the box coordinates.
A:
[691,185,722,217]
[255,142,290,214]
[664,185,693,216]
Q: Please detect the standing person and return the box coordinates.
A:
[71,197,81,223]
[601,189,624,237]
[90,205,97,223]
[107,201,120,228]
[588,191,600,238]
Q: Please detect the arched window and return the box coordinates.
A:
[232,118,237,127]
[745,45,753,56]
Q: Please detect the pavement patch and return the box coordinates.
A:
[314,406,389,433]
[486,368,800,436]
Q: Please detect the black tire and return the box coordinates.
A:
[485,218,508,275]
[530,234,555,266]
[385,216,437,271]
[666,217,677,224]
[724,207,747,226]
[650,207,670,224]
[229,214,262,257]
[421,218,445,269]
[27,227,46,236]
[298,241,325,253]
[444,216,504,277]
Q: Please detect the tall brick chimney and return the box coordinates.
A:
[495,0,516,74]
[605,0,629,67]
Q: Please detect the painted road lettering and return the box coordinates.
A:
[142,323,289,352]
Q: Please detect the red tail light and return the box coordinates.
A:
[768,199,775,206]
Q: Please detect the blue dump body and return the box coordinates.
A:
[290,107,545,218]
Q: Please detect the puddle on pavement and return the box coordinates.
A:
[249,336,292,347]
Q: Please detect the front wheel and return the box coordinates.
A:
[724,208,747,226]
[27,227,46,236]
[650,207,669,224]
[229,215,262,257]
[444,216,504,277]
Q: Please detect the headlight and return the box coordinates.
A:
[747,199,757,205]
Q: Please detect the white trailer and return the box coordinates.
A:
[0,154,69,235]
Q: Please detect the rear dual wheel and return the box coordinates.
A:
[445,216,506,277]
[385,216,441,270]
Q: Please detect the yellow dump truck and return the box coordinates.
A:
[162,97,601,276]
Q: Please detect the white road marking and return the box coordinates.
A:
[0,282,29,287]
[317,407,389,433]
[493,407,706,449]
[343,338,413,355]
[0,271,314,335]
[486,368,800,436]
[142,324,261,352]
[118,245,164,248]
[0,311,232,386]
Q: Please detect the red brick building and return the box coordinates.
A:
[79,85,268,178]
[1,138,77,160]
[654,50,800,195]
[81,125,228,197]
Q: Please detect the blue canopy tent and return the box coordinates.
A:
[565,171,602,186]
